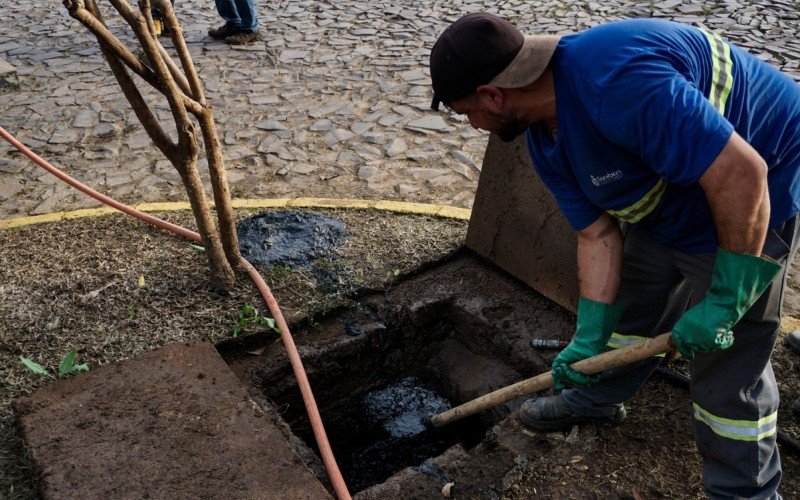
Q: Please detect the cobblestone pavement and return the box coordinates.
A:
[1,1,800,218]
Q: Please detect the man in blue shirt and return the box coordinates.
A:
[430,13,800,499]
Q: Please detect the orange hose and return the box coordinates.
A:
[0,126,352,499]
[0,127,199,242]
[240,259,349,497]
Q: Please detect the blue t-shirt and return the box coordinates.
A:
[525,19,800,252]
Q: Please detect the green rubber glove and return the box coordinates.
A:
[552,297,625,390]
[672,248,781,360]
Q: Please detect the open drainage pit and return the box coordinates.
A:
[227,301,504,493]
[221,211,570,494]
[221,273,554,495]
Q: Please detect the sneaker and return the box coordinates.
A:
[208,23,244,40]
[518,395,626,431]
[786,330,800,355]
[225,30,258,45]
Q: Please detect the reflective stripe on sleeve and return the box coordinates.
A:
[693,403,778,441]
[701,30,734,115]
[606,178,666,223]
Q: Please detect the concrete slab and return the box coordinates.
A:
[0,59,19,94]
[466,134,578,312]
[14,342,331,499]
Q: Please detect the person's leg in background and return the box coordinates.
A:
[231,0,258,31]
[209,0,259,44]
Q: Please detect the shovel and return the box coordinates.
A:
[430,332,674,427]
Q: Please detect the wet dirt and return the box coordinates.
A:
[363,377,450,439]
[237,210,350,270]
[4,210,800,498]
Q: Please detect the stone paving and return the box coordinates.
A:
[1,1,800,218]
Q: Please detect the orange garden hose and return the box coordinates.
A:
[0,126,352,499]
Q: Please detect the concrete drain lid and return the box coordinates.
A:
[237,210,350,269]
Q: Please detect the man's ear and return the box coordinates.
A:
[475,85,505,112]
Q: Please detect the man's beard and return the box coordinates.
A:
[497,127,527,142]
[491,111,529,142]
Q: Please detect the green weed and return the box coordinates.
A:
[232,305,281,337]
[19,349,90,380]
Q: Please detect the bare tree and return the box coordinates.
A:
[63,0,243,293]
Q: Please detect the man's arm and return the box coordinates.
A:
[698,131,770,254]
[576,212,623,304]
[550,213,625,389]
[672,131,780,359]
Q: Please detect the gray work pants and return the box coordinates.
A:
[562,216,799,499]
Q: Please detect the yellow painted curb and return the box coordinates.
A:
[0,198,471,230]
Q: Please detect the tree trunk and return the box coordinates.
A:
[175,152,236,292]
[63,0,239,293]
[156,1,243,268]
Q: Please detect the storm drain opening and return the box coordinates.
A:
[223,297,506,493]
[221,214,572,494]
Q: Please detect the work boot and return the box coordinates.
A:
[225,30,258,45]
[786,330,800,355]
[518,394,626,431]
[208,23,244,40]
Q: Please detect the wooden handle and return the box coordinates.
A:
[430,332,673,427]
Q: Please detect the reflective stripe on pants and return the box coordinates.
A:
[562,216,799,499]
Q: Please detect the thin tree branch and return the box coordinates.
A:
[196,111,243,267]
[79,0,179,162]
[137,0,192,96]
[65,0,203,115]
[108,0,193,153]
[155,1,243,266]
[156,42,193,97]
[156,0,203,101]
[65,0,159,87]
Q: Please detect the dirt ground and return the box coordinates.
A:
[1,208,800,498]
[0,208,467,498]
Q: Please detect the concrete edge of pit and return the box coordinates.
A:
[0,197,472,230]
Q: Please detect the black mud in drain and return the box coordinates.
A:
[315,376,485,492]
[237,210,350,269]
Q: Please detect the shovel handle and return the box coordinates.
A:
[430,332,674,428]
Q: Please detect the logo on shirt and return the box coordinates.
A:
[591,170,623,187]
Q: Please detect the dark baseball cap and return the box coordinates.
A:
[429,13,560,110]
